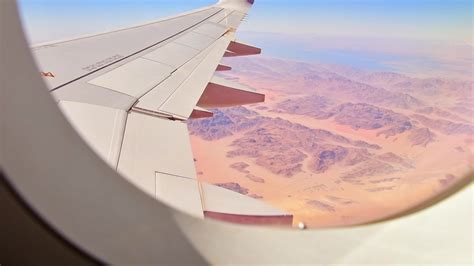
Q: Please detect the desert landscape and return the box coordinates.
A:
[188,56,473,228]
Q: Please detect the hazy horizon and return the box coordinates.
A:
[19,0,472,79]
[19,0,473,44]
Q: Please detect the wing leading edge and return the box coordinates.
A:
[33,0,293,226]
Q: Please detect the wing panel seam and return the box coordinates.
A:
[50,8,225,92]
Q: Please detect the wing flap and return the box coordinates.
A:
[134,39,217,116]
[200,182,291,217]
[117,111,197,195]
[155,173,204,218]
[58,101,127,168]
[157,37,231,119]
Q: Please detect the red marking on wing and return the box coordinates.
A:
[40,72,55,78]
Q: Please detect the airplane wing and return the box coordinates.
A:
[32,0,293,226]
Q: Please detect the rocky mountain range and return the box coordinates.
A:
[189,106,383,177]
[189,56,473,228]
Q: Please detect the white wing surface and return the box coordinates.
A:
[33,0,292,225]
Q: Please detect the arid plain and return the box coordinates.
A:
[188,56,473,228]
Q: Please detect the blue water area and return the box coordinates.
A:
[236,32,443,73]
[264,46,397,71]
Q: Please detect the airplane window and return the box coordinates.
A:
[19,0,473,229]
